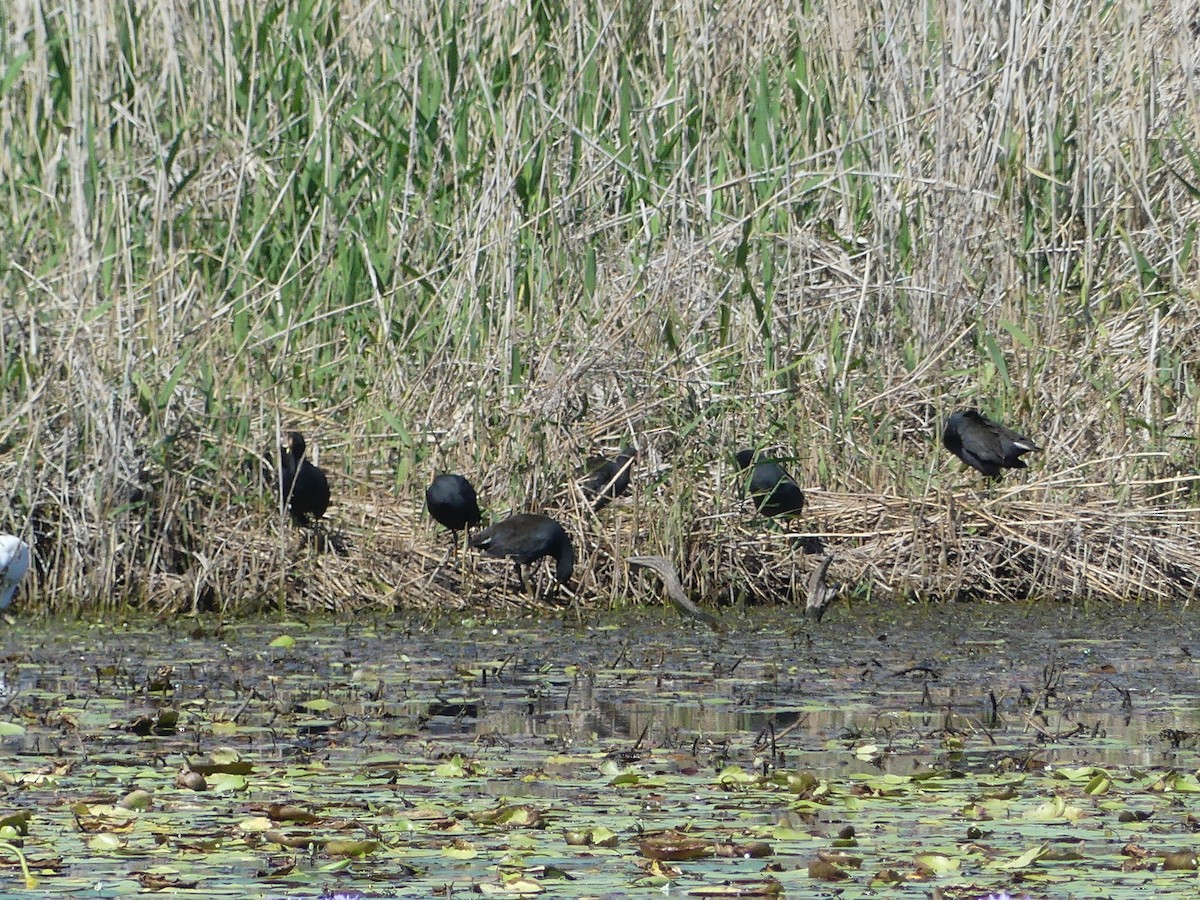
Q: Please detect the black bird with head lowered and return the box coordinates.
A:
[735,449,805,518]
[272,432,330,526]
[426,474,482,534]
[469,513,575,586]
[942,409,1040,478]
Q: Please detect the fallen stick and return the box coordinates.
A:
[627,555,721,631]
[806,554,837,622]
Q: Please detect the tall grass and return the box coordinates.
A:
[1,0,1198,611]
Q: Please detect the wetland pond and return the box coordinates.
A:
[0,600,1198,898]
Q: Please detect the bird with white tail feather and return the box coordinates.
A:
[0,536,31,608]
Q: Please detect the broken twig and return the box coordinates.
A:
[627,555,721,631]
[806,554,838,622]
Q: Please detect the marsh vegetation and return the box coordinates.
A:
[2,1,1199,612]
[3,2,1200,891]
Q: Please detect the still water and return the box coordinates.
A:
[6,599,1193,773]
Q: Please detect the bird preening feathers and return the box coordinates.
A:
[942,409,1040,478]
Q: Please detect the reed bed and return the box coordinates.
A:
[133,463,1200,615]
[2,0,1200,614]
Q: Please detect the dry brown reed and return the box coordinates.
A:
[3,0,1200,614]
[136,457,1200,616]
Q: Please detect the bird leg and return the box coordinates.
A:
[507,561,534,595]
[431,529,470,587]
[519,563,534,595]
[455,530,475,588]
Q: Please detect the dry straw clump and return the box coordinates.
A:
[3,0,1200,614]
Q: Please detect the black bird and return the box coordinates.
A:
[272,431,330,526]
[426,474,482,534]
[942,409,1040,478]
[735,449,805,518]
[580,446,637,511]
[469,513,575,587]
